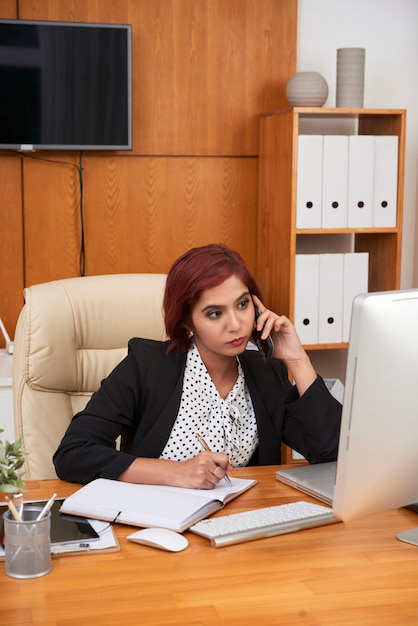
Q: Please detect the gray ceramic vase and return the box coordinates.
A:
[286,71,328,107]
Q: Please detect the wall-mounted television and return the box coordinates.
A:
[0,19,132,151]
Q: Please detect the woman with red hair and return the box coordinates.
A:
[54,244,341,488]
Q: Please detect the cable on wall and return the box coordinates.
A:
[19,151,86,276]
[78,152,85,276]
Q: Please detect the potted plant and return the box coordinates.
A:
[0,429,27,495]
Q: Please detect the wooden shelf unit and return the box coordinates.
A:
[257,107,406,342]
[257,107,406,464]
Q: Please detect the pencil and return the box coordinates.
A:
[5,496,23,522]
[36,493,57,521]
[195,433,233,486]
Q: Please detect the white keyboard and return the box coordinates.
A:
[190,500,338,547]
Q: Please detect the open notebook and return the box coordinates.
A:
[60,476,256,532]
[276,289,418,532]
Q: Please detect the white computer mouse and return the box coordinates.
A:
[127,527,189,552]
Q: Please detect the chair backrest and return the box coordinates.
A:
[13,274,167,480]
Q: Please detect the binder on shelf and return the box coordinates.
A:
[318,253,344,344]
[348,135,374,228]
[295,252,368,345]
[342,253,369,342]
[373,135,398,227]
[296,135,323,229]
[322,135,349,229]
[294,254,319,344]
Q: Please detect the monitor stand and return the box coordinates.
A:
[397,528,418,546]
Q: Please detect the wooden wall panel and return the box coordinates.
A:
[0,157,24,348]
[132,0,292,155]
[22,155,82,286]
[0,0,16,18]
[0,0,297,338]
[81,156,258,275]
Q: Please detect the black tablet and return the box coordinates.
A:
[1,498,100,548]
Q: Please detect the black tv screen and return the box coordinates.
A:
[0,19,132,151]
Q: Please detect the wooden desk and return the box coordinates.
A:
[1,466,418,626]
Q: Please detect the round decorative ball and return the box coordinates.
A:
[286,71,328,107]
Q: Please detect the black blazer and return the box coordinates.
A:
[53,339,341,484]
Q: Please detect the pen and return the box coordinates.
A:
[36,493,57,521]
[195,433,232,486]
[51,543,91,555]
[5,496,23,522]
[13,492,24,519]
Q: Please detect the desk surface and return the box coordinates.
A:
[1,466,418,626]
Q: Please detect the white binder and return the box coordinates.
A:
[294,254,319,344]
[296,135,323,229]
[348,135,374,228]
[322,135,348,228]
[373,135,398,227]
[342,253,369,342]
[318,254,344,344]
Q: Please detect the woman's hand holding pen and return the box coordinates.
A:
[175,451,233,490]
[119,453,233,490]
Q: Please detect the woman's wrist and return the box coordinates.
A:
[119,457,178,485]
[285,353,317,396]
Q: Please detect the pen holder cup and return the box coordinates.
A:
[3,507,51,579]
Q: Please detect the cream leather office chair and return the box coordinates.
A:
[13,274,167,480]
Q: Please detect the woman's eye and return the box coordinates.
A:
[238,299,250,310]
[207,310,221,319]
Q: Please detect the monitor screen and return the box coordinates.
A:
[333,288,418,521]
[0,19,132,151]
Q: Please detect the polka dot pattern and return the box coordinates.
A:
[160,344,258,467]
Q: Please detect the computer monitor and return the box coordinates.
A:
[333,289,418,527]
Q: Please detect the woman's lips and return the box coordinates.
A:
[229,337,245,347]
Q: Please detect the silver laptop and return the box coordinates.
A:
[277,289,418,526]
[276,461,336,505]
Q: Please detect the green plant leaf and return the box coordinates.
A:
[0,432,28,492]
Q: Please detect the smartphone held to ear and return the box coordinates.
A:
[252,305,273,363]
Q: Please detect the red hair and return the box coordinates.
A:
[163,243,263,353]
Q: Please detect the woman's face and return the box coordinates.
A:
[190,274,255,361]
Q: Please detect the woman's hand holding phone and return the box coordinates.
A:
[251,295,317,394]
